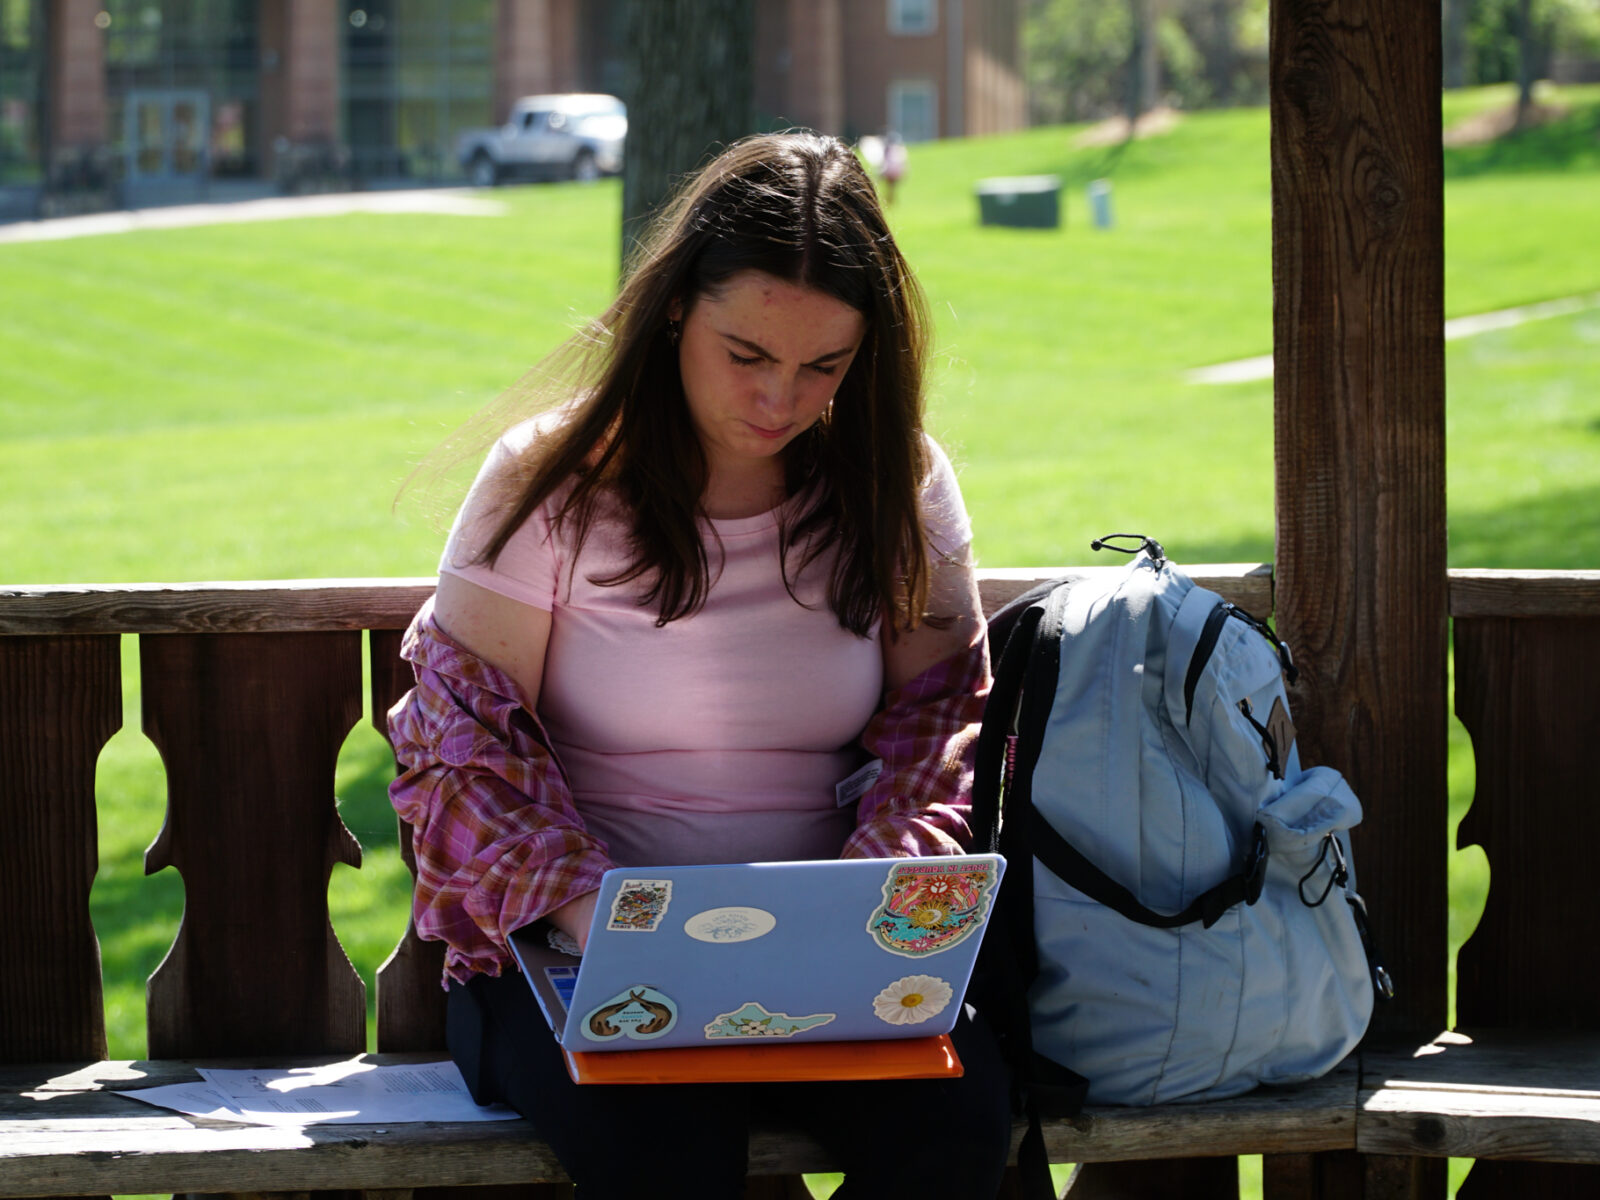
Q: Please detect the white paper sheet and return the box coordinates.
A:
[116,1058,520,1126]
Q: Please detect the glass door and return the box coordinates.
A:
[124,89,210,198]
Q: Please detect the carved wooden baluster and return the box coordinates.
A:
[0,633,120,1065]
[0,632,121,1200]
[1454,615,1600,1198]
[141,630,366,1059]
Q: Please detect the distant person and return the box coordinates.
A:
[387,132,1011,1198]
[879,131,908,204]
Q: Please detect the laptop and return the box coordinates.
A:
[509,854,1004,1084]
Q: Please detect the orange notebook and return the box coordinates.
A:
[563,1033,962,1085]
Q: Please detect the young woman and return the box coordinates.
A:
[388,132,1012,1198]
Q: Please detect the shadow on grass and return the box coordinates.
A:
[1444,102,1600,178]
[1117,476,1600,575]
[334,722,406,857]
[90,851,186,1061]
[92,692,182,1061]
[331,721,413,1049]
[1449,479,1600,570]
[1159,531,1275,567]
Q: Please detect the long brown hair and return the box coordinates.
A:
[479,131,933,637]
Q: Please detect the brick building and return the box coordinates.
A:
[756,0,1024,144]
[0,0,1022,218]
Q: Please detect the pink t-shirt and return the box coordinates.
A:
[439,421,973,868]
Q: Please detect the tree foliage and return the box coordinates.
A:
[1453,0,1600,89]
[1027,0,1600,126]
[1024,0,1270,125]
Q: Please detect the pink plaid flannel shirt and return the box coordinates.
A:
[387,601,990,984]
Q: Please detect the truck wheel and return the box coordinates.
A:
[469,153,499,188]
[571,150,599,183]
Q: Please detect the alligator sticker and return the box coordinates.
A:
[867,859,996,957]
[704,1003,836,1039]
[607,879,672,932]
[581,986,679,1042]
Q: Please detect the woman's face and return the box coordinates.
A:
[674,269,866,484]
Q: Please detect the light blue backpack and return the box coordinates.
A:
[971,536,1389,1187]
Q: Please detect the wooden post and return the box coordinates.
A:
[1270,0,1447,1196]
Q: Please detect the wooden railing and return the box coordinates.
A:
[2,566,1597,1199]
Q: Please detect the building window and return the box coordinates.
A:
[101,0,261,186]
[344,0,494,184]
[887,0,936,37]
[0,0,44,188]
[887,79,937,143]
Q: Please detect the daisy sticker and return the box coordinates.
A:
[872,975,954,1026]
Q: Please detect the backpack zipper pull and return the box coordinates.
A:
[1237,697,1285,779]
[1090,533,1166,568]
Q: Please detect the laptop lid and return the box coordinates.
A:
[512,854,1003,1053]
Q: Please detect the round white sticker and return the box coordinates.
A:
[684,906,777,944]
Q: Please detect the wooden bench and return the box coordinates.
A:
[3,568,1597,1199]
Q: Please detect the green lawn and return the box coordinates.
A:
[2,86,1597,1197]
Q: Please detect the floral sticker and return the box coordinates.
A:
[872,975,953,1026]
[608,879,672,932]
[868,859,996,957]
[704,1002,836,1039]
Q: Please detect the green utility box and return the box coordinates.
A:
[975,175,1062,228]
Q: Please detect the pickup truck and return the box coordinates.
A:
[456,93,626,186]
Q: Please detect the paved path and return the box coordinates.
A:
[1187,292,1600,384]
[0,188,506,245]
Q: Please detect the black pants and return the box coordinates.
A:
[449,970,1014,1200]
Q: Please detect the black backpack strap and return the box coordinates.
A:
[979,818,1089,1200]
[1015,1051,1091,1198]
[1031,810,1271,930]
[971,584,1056,853]
[971,581,1091,1198]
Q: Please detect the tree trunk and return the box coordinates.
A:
[1515,0,1536,127]
[1204,0,1237,107]
[1125,0,1157,125]
[618,0,755,266]
[1441,0,1467,89]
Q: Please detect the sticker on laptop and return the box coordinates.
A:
[872,975,953,1026]
[868,859,997,958]
[607,879,673,932]
[581,985,679,1042]
[544,965,580,1014]
[704,1002,836,1039]
[684,906,777,944]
